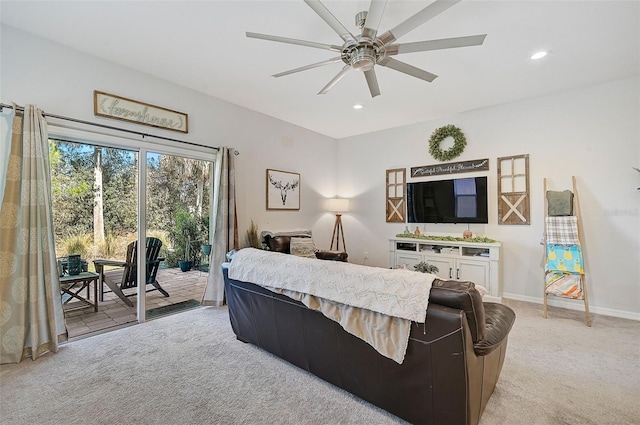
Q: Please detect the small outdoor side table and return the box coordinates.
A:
[59,272,99,312]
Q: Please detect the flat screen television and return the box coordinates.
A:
[407,176,488,224]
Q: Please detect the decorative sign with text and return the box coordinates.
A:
[411,158,489,177]
[94,90,188,133]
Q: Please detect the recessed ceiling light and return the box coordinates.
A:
[353,104,364,110]
[531,51,548,60]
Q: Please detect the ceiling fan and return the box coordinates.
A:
[247,0,486,97]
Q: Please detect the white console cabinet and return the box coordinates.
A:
[389,237,502,302]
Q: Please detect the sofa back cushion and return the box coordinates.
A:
[290,237,317,258]
[265,235,292,253]
[263,230,313,254]
[429,279,486,342]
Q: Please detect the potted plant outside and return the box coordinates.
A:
[178,235,193,272]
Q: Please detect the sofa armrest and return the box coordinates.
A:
[473,302,516,356]
[429,279,486,342]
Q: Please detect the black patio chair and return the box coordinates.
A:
[94,237,169,307]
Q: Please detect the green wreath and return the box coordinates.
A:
[428,125,467,162]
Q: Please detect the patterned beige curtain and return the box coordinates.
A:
[202,147,238,306]
[0,105,67,364]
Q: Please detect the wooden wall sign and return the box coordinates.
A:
[386,168,406,222]
[497,154,530,225]
[411,158,489,178]
[94,90,188,133]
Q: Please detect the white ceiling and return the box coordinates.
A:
[1,1,639,139]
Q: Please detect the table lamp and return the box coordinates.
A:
[327,198,349,252]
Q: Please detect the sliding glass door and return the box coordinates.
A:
[50,139,140,336]
[49,128,215,338]
[144,151,212,319]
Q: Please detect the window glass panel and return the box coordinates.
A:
[50,139,139,336]
[145,152,212,316]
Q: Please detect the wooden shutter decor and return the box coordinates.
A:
[386,168,406,222]
[497,154,530,225]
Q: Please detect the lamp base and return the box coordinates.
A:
[330,214,347,252]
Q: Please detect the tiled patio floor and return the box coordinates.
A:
[63,267,208,338]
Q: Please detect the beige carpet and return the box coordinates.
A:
[0,299,638,425]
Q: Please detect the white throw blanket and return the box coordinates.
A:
[228,248,436,363]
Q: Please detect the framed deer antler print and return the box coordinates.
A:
[266,169,300,210]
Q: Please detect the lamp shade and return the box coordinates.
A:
[327,198,349,213]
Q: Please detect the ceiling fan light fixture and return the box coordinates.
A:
[531,50,548,60]
[348,45,377,71]
[248,0,486,97]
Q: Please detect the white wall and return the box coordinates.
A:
[338,76,640,319]
[3,25,638,319]
[0,25,339,249]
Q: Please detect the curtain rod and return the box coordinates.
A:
[0,102,238,155]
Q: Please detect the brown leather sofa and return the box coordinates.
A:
[262,232,348,261]
[222,263,515,425]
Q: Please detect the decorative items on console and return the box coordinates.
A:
[390,235,502,302]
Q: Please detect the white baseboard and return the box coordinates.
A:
[483,295,502,303]
[502,292,640,321]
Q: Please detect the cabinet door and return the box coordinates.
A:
[395,253,422,270]
[423,256,456,280]
[457,259,490,287]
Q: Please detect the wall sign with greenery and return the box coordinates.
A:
[428,125,467,162]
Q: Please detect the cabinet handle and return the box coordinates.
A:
[449,268,452,279]
[456,268,460,280]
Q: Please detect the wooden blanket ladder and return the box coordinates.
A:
[543,176,591,326]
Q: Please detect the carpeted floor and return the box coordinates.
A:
[0,299,638,425]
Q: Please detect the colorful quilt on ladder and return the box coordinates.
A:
[545,243,584,300]
[545,216,580,245]
[545,272,583,299]
[545,244,584,274]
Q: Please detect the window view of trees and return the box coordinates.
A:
[50,139,211,270]
[146,154,211,267]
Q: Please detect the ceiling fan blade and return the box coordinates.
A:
[318,65,351,95]
[364,69,381,98]
[362,0,388,40]
[246,32,342,52]
[391,34,487,54]
[272,57,343,78]
[304,0,357,43]
[378,0,462,46]
[378,57,438,83]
